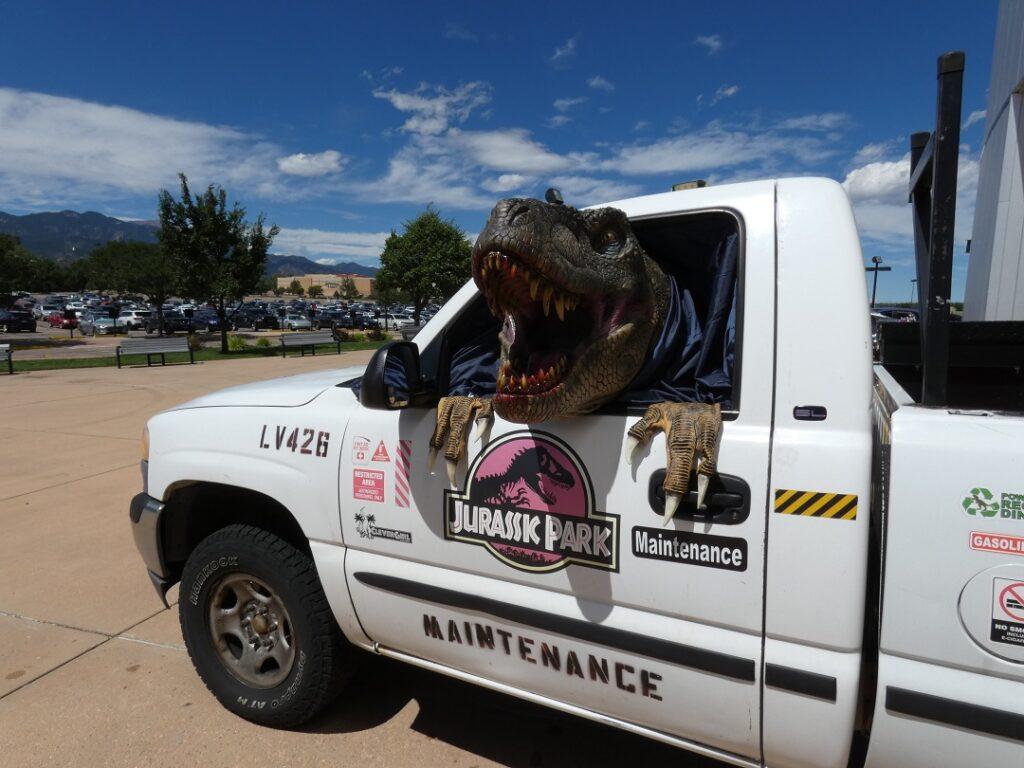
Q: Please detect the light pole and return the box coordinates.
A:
[909,278,917,303]
[865,256,891,308]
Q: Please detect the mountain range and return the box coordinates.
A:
[0,209,377,277]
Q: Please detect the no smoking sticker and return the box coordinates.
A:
[991,578,1024,649]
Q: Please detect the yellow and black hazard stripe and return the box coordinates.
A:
[774,489,858,520]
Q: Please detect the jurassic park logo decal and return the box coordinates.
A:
[444,431,619,573]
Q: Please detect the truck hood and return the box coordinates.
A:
[173,365,365,409]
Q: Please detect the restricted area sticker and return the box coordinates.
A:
[991,577,1024,649]
[353,468,385,503]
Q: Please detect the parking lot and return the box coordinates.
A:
[0,354,718,767]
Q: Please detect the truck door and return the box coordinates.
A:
[342,186,777,763]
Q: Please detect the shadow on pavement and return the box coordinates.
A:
[304,653,724,767]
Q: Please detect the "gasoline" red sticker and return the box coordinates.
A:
[970,531,1024,557]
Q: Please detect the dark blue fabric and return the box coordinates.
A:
[616,232,738,408]
[445,231,738,408]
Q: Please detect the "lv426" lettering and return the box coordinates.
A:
[259,425,330,458]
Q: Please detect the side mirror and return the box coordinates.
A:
[360,341,432,410]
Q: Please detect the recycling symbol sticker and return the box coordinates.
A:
[963,487,1000,518]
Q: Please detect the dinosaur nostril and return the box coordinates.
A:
[508,204,530,226]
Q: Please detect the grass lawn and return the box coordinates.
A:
[11,340,385,372]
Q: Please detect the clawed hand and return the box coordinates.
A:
[625,402,722,524]
[429,396,494,486]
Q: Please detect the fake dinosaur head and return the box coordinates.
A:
[472,197,669,423]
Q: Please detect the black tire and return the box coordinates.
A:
[179,524,352,727]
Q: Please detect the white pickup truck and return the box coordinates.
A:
[130,178,1024,768]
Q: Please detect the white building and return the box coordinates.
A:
[964,0,1024,320]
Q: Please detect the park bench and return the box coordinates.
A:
[1,344,11,374]
[279,330,341,358]
[116,336,194,369]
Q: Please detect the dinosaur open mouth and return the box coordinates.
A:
[477,251,624,401]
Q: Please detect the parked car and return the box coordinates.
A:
[79,311,117,336]
[0,310,37,333]
[116,309,152,330]
[46,312,78,330]
[312,309,347,330]
[281,313,313,331]
[33,303,61,318]
[192,311,231,333]
[144,313,191,335]
[229,309,279,331]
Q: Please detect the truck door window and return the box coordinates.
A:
[424,210,740,413]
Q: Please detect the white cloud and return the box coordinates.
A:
[447,128,574,173]
[553,96,587,112]
[632,120,649,132]
[276,150,345,177]
[776,112,849,131]
[550,36,579,66]
[711,84,740,105]
[549,175,644,206]
[372,81,491,135]
[964,109,986,129]
[546,115,572,128]
[482,174,534,193]
[0,87,300,207]
[603,122,835,176]
[587,75,615,92]
[443,22,477,41]
[274,227,390,262]
[358,141,493,209]
[850,141,896,166]
[841,151,979,248]
[694,34,722,55]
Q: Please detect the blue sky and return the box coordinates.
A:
[0,1,1000,301]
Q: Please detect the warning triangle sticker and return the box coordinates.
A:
[371,440,391,462]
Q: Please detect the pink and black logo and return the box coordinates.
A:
[444,431,618,572]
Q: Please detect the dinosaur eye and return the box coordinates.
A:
[595,228,622,255]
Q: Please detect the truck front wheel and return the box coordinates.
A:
[179,524,351,727]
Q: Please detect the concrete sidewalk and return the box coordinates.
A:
[0,355,718,767]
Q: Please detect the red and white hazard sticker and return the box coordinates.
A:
[991,578,1024,649]
[351,436,371,464]
[395,439,411,508]
[372,440,390,462]
[353,468,385,503]
[970,531,1024,556]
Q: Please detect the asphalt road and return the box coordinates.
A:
[0,354,724,767]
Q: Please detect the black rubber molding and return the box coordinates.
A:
[764,663,836,702]
[353,571,756,682]
[886,686,1024,743]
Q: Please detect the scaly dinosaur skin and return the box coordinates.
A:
[431,197,723,522]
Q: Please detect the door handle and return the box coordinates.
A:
[648,471,750,525]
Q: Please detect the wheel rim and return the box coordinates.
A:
[207,572,296,689]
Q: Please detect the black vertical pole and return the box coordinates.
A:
[920,52,964,406]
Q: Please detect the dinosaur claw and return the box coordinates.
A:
[473,416,489,443]
[624,435,640,463]
[446,458,459,488]
[697,474,710,510]
[428,447,438,473]
[664,492,682,525]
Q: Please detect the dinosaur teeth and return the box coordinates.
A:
[555,294,565,321]
[529,277,540,300]
[542,285,553,316]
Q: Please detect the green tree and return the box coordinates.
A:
[272,285,285,297]
[0,235,72,300]
[340,277,361,301]
[287,279,304,297]
[158,174,278,353]
[376,209,471,324]
[332,289,341,300]
[307,285,323,298]
[87,241,177,333]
